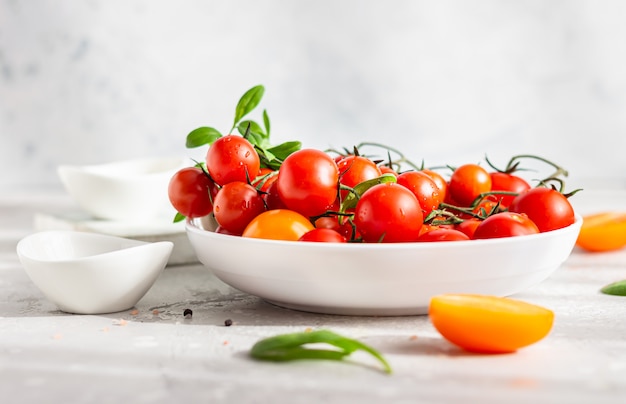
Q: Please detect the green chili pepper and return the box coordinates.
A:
[250,329,392,374]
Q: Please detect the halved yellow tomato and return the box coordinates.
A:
[242,209,314,241]
[429,294,554,353]
[576,212,626,252]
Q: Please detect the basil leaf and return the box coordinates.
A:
[250,329,392,374]
[258,147,280,170]
[234,85,265,126]
[267,141,301,160]
[263,109,271,136]
[341,173,398,212]
[237,120,269,145]
[173,212,186,223]
[245,132,269,150]
[186,127,222,148]
[601,280,626,296]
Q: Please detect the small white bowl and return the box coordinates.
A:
[57,157,188,221]
[186,215,582,316]
[17,231,173,314]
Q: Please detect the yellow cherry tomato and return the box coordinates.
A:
[242,209,314,241]
[576,212,626,252]
[429,294,554,353]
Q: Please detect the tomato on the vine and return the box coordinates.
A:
[252,169,277,193]
[168,167,218,218]
[298,228,347,243]
[263,178,288,211]
[472,212,539,239]
[508,187,575,232]
[206,135,260,186]
[396,171,443,217]
[488,172,531,209]
[379,165,398,177]
[242,209,314,241]
[448,164,492,206]
[277,149,339,217]
[337,155,382,199]
[353,182,423,243]
[422,169,448,202]
[417,228,470,242]
[212,181,266,235]
[455,218,482,239]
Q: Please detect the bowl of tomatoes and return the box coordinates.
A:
[171,85,584,315]
[186,212,582,316]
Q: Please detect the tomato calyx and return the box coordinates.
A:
[535,176,583,198]
[423,209,464,226]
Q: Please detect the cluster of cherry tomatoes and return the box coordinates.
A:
[168,132,577,243]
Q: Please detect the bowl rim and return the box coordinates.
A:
[57,156,188,180]
[186,213,583,250]
[16,230,173,264]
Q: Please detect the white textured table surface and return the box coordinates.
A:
[1,191,626,403]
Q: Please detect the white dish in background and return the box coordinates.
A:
[32,211,196,266]
[57,157,188,221]
[186,215,582,316]
[16,231,173,314]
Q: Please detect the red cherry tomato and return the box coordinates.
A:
[422,169,448,202]
[337,155,382,199]
[314,213,360,241]
[417,228,470,242]
[489,172,531,209]
[168,167,217,218]
[354,183,424,243]
[455,218,482,239]
[508,187,575,233]
[298,228,347,243]
[212,181,266,235]
[263,178,288,210]
[252,169,278,193]
[379,165,398,177]
[206,135,260,186]
[472,212,539,239]
[396,171,443,217]
[448,164,492,206]
[277,149,339,217]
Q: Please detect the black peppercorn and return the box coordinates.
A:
[224,318,233,327]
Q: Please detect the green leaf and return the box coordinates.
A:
[173,212,186,223]
[267,141,301,160]
[250,329,392,374]
[234,85,265,126]
[237,120,269,146]
[186,127,222,148]
[263,109,271,136]
[340,173,398,212]
[255,141,301,170]
[601,280,626,296]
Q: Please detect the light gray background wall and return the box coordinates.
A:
[1,0,625,191]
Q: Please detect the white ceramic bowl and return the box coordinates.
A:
[17,231,173,314]
[57,157,188,221]
[186,215,583,316]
